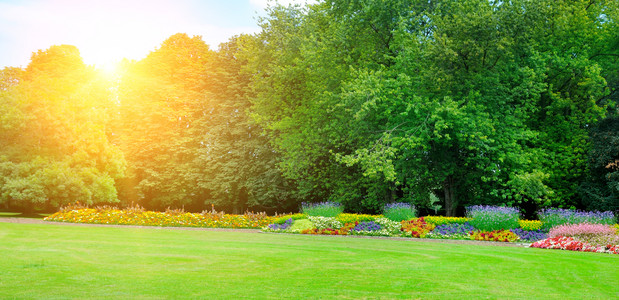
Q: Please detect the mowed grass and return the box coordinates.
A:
[0,222,617,299]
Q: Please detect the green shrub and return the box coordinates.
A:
[308,216,343,230]
[273,213,306,224]
[288,219,313,232]
[466,205,520,231]
[301,202,343,217]
[383,203,416,222]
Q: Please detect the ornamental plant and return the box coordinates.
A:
[426,223,476,240]
[423,216,471,226]
[509,229,547,242]
[466,205,520,231]
[352,221,381,232]
[301,202,343,217]
[548,223,617,238]
[530,236,619,254]
[373,218,404,235]
[336,213,379,224]
[538,208,616,230]
[45,207,275,228]
[547,223,619,246]
[518,220,542,231]
[470,230,520,243]
[301,222,356,235]
[308,216,343,230]
[383,203,416,222]
[272,213,306,224]
[266,218,294,231]
[401,217,436,238]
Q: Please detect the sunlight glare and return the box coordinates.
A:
[95,60,121,79]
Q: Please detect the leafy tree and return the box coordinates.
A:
[246,0,618,215]
[0,45,125,211]
[114,34,213,209]
[580,116,619,212]
[191,35,300,213]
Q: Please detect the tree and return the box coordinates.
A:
[0,45,125,211]
[114,34,213,209]
[580,116,619,212]
[245,0,619,215]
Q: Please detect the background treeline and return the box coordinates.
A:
[1,0,618,216]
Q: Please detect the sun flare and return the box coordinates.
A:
[95,61,121,79]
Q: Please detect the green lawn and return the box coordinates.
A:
[0,222,617,299]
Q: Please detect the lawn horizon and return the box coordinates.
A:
[0,222,617,299]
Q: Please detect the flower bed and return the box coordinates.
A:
[530,236,619,254]
[44,204,619,255]
[45,207,275,229]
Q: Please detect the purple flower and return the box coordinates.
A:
[353,221,382,232]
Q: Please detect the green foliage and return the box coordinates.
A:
[383,203,417,222]
[273,213,306,224]
[0,45,125,211]
[288,219,313,232]
[302,202,344,217]
[580,116,619,212]
[466,205,520,231]
[245,0,619,215]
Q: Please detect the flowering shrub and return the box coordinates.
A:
[308,216,343,230]
[423,216,471,226]
[45,208,275,228]
[301,202,343,217]
[518,220,542,231]
[346,218,401,236]
[547,223,619,247]
[266,218,294,231]
[615,224,619,233]
[548,223,617,238]
[401,217,436,238]
[530,236,619,254]
[336,213,380,224]
[374,218,404,235]
[510,229,547,242]
[470,230,520,243]
[466,205,520,231]
[352,221,381,232]
[301,222,356,235]
[538,208,616,230]
[383,203,416,222]
[426,223,475,240]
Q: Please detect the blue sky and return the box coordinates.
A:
[0,0,311,68]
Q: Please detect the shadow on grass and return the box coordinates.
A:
[0,212,51,219]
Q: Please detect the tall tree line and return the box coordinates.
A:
[0,0,617,215]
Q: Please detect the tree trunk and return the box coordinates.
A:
[444,176,457,217]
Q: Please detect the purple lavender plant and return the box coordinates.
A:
[466,205,520,231]
[538,208,616,230]
[510,228,547,242]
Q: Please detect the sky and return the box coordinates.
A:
[0,0,312,69]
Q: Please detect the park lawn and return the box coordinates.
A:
[0,222,617,299]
